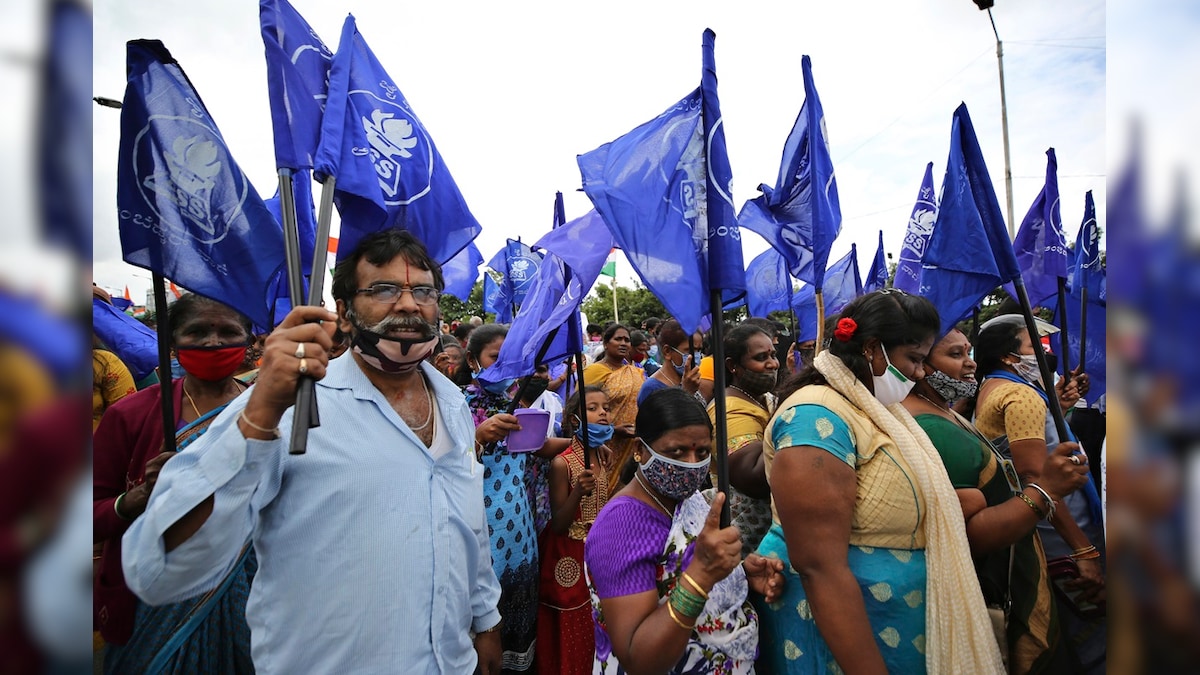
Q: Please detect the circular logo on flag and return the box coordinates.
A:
[353,90,434,207]
[132,115,249,245]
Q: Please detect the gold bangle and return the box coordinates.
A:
[239,409,281,438]
[681,572,709,599]
[1071,544,1097,556]
[1072,550,1102,561]
[666,602,695,631]
[479,620,503,634]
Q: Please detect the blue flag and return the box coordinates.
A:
[259,0,331,169]
[822,245,863,317]
[482,270,510,323]
[790,284,819,342]
[482,210,614,381]
[864,230,888,293]
[579,30,743,334]
[1106,128,1144,307]
[744,247,791,318]
[505,240,543,311]
[1004,148,1067,306]
[92,298,158,381]
[38,0,91,258]
[1068,191,1105,304]
[701,29,745,302]
[737,55,841,288]
[920,104,1020,337]
[442,240,483,302]
[117,40,286,331]
[894,163,938,294]
[314,15,482,266]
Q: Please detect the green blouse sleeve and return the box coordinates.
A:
[915,414,987,489]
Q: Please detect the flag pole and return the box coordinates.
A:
[1056,277,1071,381]
[814,288,826,355]
[709,291,732,527]
[1012,278,1071,441]
[289,175,335,455]
[788,282,798,372]
[552,190,592,471]
[152,272,176,455]
[1078,286,1088,374]
[276,168,306,307]
[611,273,619,324]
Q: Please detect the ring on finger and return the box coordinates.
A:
[299,357,308,375]
[295,343,306,359]
[1069,455,1081,465]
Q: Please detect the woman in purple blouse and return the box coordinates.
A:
[583,388,785,674]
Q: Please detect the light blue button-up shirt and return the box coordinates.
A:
[122,357,501,674]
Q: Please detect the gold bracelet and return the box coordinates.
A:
[681,572,709,599]
[1071,544,1097,556]
[666,602,696,631]
[1072,550,1102,561]
[239,409,281,438]
[478,620,503,634]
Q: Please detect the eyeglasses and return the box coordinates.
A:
[355,283,441,306]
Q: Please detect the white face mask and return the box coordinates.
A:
[872,346,916,406]
[1009,352,1043,386]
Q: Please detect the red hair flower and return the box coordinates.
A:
[834,318,858,342]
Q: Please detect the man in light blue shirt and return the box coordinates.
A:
[122,231,503,674]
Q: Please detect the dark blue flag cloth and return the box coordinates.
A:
[0,291,83,384]
[314,15,482,266]
[894,162,938,294]
[1068,191,1105,303]
[920,104,1021,337]
[578,87,708,332]
[745,247,791,318]
[92,298,158,381]
[259,0,332,169]
[737,55,841,288]
[482,210,614,381]
[1106,128,1145,307]
[865,230,888,293]
[700,29,745,303]
[1004,148,1067,306]
[442,240,483,302]
[822,245,863,317]
[112,296,133,311]
[579,29,743,334]
[38,0,92,258]
[504,239,543,311]
[117,40,286,331]
[790,284,819,342]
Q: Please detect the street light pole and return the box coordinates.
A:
[987,7,1017,239]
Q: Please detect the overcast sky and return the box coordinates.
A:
[0,0,1132,306]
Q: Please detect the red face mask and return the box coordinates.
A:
[176,345,247,381]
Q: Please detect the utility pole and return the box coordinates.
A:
[974,1,1017,239]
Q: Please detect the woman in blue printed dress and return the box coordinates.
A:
[464,324,572,673]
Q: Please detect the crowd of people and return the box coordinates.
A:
[92,230,1105,674]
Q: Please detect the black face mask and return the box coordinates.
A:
[519,376,550,402]
[1043,351,1058,375]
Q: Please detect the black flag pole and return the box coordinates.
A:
[1078,286,1088,374]
[1056,277,1071,382]
[152,273,176,455]
[1011,278,1071,441]
[289,175,335,455]
[709,292,732,528]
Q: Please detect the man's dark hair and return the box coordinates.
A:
[331,229,445,305]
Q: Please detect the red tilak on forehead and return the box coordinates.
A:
[404,261,410,286]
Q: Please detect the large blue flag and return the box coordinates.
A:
[893,162,937,293]
[481,210,614,381]
[1004,148,1067,306]
[0,291,83,384]
[579,30,741,334]
[38,0,91,258]
[1106,128,1143,307]
[314,15,482,266]
[919,104,1020,337]
[259,0,331,170]
[92,298,158,381]
[744,247,791,318]
[1068,191,1104,304]
[864,230,888,292]
[737,55,841,288]
[700,29,745,303]
[442,240,483,302]
[117,40,286,330]
[822,245,863,317]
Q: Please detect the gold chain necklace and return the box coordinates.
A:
[182,384,202,419]
[407,374,434,432]
[728,384,768,411]
[634,471,673,517]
